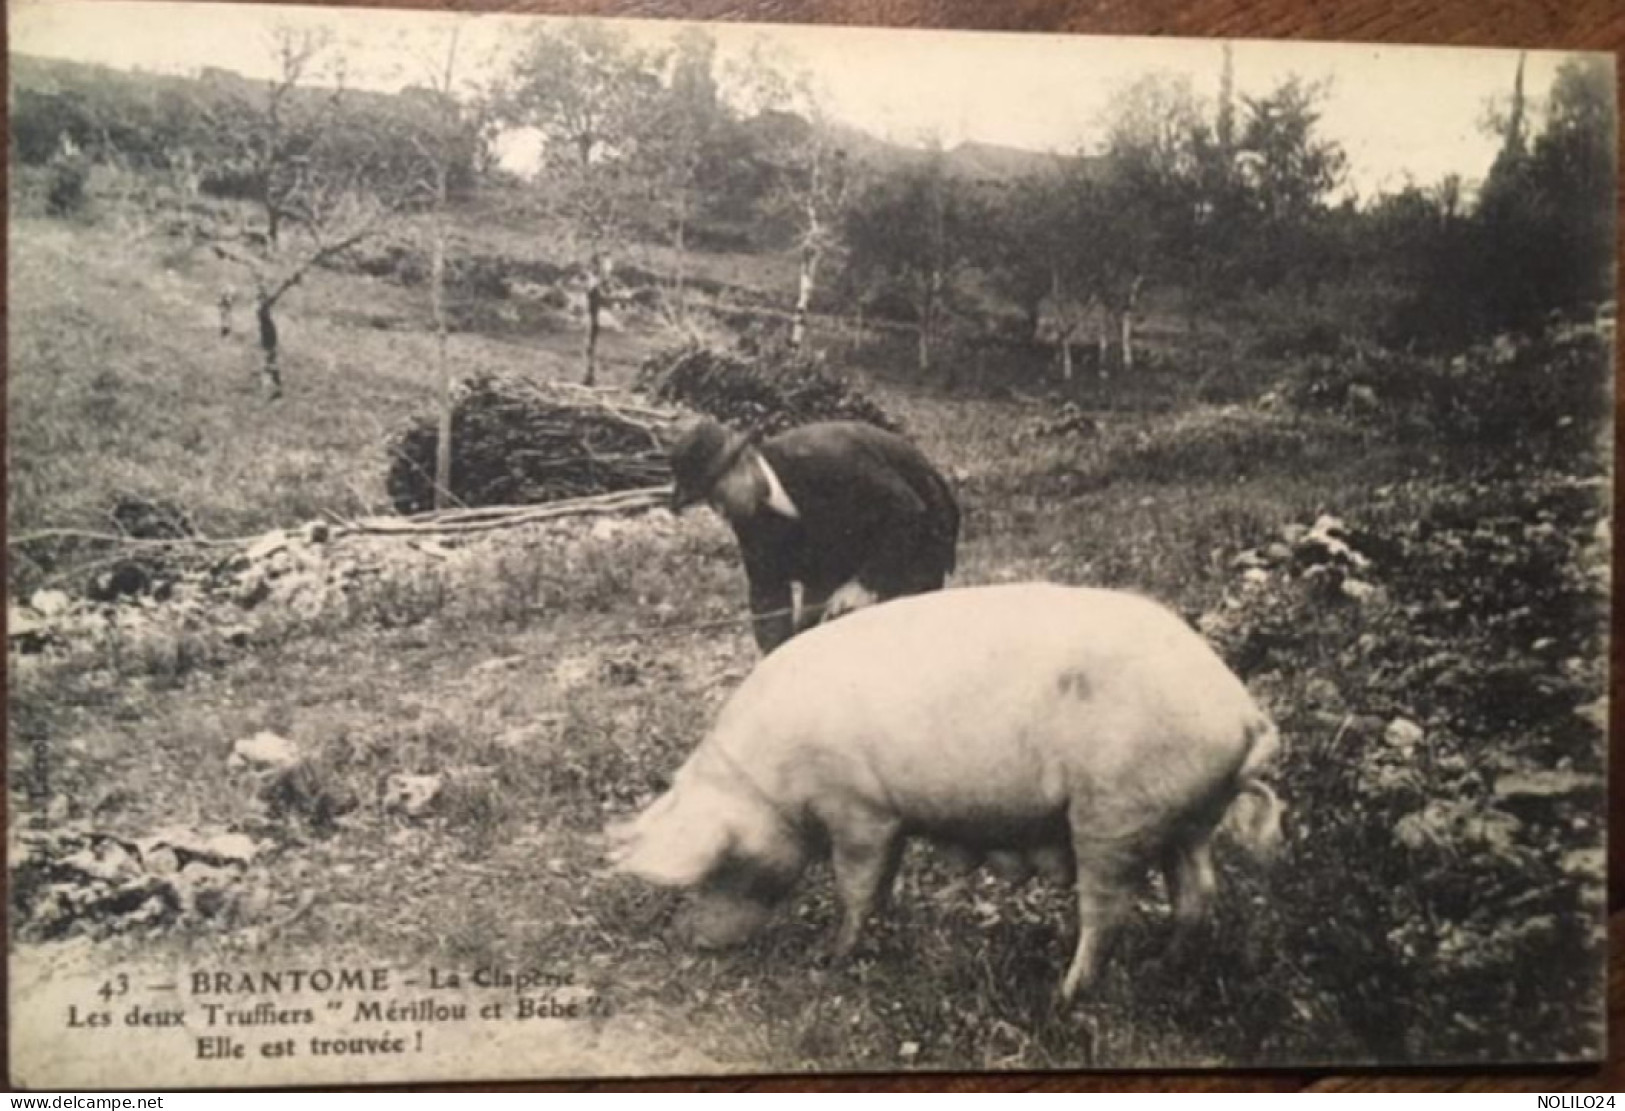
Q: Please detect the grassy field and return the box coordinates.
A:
[6,195,1611,1076]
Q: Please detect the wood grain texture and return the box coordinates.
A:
[43,0,1625,1093]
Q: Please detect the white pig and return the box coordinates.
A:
[608,582,1283,1001]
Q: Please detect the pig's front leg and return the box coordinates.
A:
[825,812,905,961]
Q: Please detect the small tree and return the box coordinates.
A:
[1184,43,1251,337]
[843,149,981,375]
[1528,56,1615,316]
[725,45,853,353]
[1232,76,1348,298]
[1095,73,1208,372]
[1476,55,1615,335]
[638,27,729,326]
[204,27,398,400]
[505,21,662,385]
[397,26,491,509]
[984,161,1110,382]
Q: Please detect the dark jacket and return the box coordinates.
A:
[727,422,960,652]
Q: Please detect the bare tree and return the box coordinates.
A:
[728,44,852,353]
[204,27,395,400]
[505,22,661,385]
[1096,73,1208,373]
[985,160,1109,383]
[640,27,724,327]
[404,26,475,510]
[843,147,980,376]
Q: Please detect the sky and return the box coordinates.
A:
[9,0,1604,199]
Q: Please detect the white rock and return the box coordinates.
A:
[229,731,302,771]
[8,605,45,639]
[244,530,289,563]
[382,773,442,818]
[1309,514,1348,539]
[206,833,259,864]
[1383,718,1425,750]
[1575,698,1608,731]
[588,517,628,542]
[145,846,181,876]
[62,841,140,883]
[29,589,73,617]
[1341,579,1380,602]
[1493,768,1600,801]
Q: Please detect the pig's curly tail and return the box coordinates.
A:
[1221,714,1285,859]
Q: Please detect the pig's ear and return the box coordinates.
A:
[614,817,733,887]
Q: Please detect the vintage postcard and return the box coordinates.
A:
[7,0,1614,1088]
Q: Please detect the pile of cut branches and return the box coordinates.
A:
[635,342,900,438]
[386,375,677,515]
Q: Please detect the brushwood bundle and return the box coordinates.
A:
[635,342,900,439]
[386,375,675,515]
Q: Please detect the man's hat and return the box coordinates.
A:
[668,417,750,511]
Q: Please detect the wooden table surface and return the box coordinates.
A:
[47,0,1625,1092]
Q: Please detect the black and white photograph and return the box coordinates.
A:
[5,0,1614,1087]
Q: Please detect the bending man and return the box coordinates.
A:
[669,418,960,653]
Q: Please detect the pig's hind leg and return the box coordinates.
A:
[1058,814,1138,1003]
[1058,870,1131,1003]
[826,813,905,961]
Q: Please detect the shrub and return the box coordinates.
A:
[1201,475,1607,1062]
[1090,405,1371,486]
[46,157,89,217]
[1281,329,1611,470]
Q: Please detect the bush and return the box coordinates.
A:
[1282,330,1611,470]
[1201,476,1607,1062]
[1090,405,1371,486]
[635,341,900,438]
[46,158,89,217]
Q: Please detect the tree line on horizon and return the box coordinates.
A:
[9,27,1616,393]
